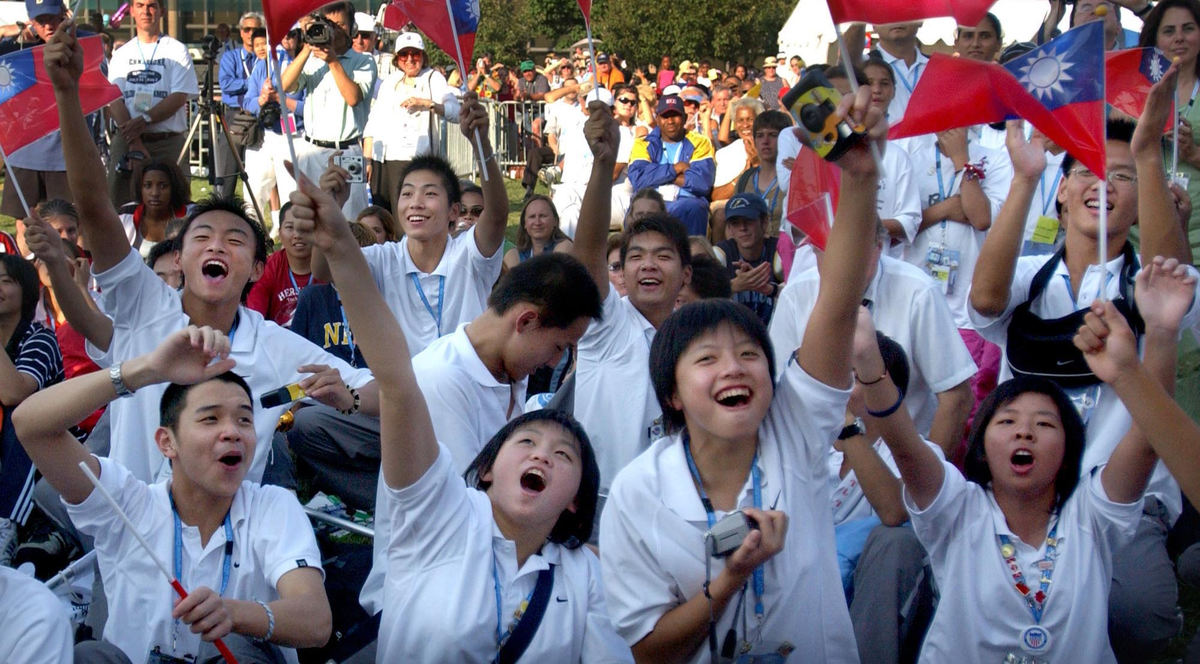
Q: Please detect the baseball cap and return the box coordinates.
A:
[394,31,425,52]
[26,0,65,19]
[678,60,698,74]
[520,60,535,72]
[656,95,684,116]
[662,84,682,96]
[354,11,375,34]
[596,53,610,64]
[725,193,769,221]
[681,92,705,105]
[763,56,779,68]
[585,87,614,106]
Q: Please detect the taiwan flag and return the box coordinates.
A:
[785,148,840,252]
[381,1,412,31]
[0,36,119,156]
[1107,47,1171,124]
[890,21,1106,177]
[391,0,479,74]
[827,0,995,26]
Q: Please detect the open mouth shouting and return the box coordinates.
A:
[715,386,752,408]
[217,449,244,469]
[520,468,547,494]
[201,259,230,283]
[1010,448,1035,474]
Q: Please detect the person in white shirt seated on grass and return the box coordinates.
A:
[14,325,330,664]
[287,171,633,663]
[598,85,885,664]
[854,254,1194,663]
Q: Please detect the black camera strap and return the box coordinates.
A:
[493,566,555,664]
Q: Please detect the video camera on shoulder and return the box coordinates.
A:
[303,15,337,47]
[781,69,865,162]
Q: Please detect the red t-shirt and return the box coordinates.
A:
[55,322,104,433]
[246,250,322,327]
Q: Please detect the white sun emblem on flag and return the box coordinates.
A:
[1148,55,1165,82]
[1017,48,1074,102]
[465,0,479,23]
[0,62,13,89]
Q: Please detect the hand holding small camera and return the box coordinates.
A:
[724,508,787,580]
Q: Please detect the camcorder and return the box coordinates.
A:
[705,510,759,557]
[781,69,865,162]
[201,34,221,61]
[303,15,337,47]
[258,101,282,131]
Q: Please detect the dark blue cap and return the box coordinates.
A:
[725,193,769,221]
[656,94,684,116]
[26,0,65,19]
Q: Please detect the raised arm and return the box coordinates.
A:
[1083,257,1196,503]
[45,22,132,272]
[24,212,113,351]
[796,87,885,388]
[11,326,235,505]
[462,93,508,257]
[288,174,437,490]
[1132,61,1193,265]
[971,121,1046,317]
[570,102,622,294]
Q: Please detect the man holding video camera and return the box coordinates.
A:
[281,1,376,217]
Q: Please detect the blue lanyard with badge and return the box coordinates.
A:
[895,59,922,96]
[924,147,960,296]
[1022,168,1063,257]
[154,495,233,662]
[132,37,162,115]
[684,435,793,662]
[409,273,445,336]
[998,521,1060,664]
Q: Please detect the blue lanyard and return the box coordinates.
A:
[996,521,1059,624]
[1059,269,1114,309]
[1038,168,1062,217]
[228,311,240,342]
[661,141,684,164]
[135,36,161,73]
[170,495,233,597]
[409,273,445,335]
[287,270,309,300]
[682,433,765,624]
[933,144,946,201]
[895,59,922,95]
[752,169,780,219]
[491,551,539,647]
[337,301,358,367]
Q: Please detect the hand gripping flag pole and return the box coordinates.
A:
[442,0,490,182]
[829,18,885,177]
[78,461,240,664]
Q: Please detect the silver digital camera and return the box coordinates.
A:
[335,154,365,183]
[705,510,758,558]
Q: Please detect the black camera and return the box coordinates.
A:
[303,16,336,47]
[201,34,221,61]
[259,101,282,131]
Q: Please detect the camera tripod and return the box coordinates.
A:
[177,40,264,221]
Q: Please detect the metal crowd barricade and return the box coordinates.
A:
[438,98,546,182]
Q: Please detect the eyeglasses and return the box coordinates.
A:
[607,261,622,272]
[465,206,485,216]
[1068,166,1136,185]
[396,51,422,60]
[616,97,637,104]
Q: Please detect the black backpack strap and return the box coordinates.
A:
[494,565,556,664]
[1026,244,1066,304]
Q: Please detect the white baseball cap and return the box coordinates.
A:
[354,12,376,34]
[394,31,425,52]
[585,87,614,106]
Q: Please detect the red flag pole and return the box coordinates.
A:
[830,18,885,177]
[442,0,491,182]
[77,462,239,664]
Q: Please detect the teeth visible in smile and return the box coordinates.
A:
[520,468,546,492]
[716,387,751,406]
[202,260,228,277]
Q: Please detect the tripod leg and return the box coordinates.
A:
[177,113,204,170]
[211,110,264,222]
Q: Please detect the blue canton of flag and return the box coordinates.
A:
[0,49,39,106]
[1141,47,1170,83]
[453,0,480,33]
[1005,20,1104,108]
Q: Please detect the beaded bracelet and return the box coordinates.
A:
[256,599,275,642]
[339,385,361,415]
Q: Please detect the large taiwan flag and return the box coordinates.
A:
[0,36,119,156]
[890,21,1106,177]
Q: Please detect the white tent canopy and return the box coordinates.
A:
[777,0,1147,67]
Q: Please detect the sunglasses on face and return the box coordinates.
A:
[616,97,636,104]
[465,206,485,216]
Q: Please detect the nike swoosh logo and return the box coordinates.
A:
[555,597,568,603]
[1056,360,1072,366]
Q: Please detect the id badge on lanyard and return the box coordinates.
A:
[1063,383,1102,425]
[925,235,959,295]
[732,642,795,663]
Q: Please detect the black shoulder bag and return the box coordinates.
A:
[494,565,556,664]
[1005,243,1144,389]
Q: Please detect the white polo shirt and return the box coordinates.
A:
[770,256,976,439]
[378,445,633,663]
[908,462,1140,663]
[87,249,374,483]
[902,133,1012,329]
[828,435,943,525]
[360,323,528,614]
[67,456,322,664]
[878,141,923,257]
[574,289,661,490]
[108,35,198,134]
[879,47,928,124]
[599,361,859,663]
[365,68,460,161]
[0,566,72,664]
[968,252,1200,520]
[362,230,503,357]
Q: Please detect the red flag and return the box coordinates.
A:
[381,1,412,31]
[785,148,840,252]
[1107,47,1171,126]
[0,36,119,156]
[262,0,328,45]
[889,22,1106,177]
[392,0,479,73]
[827,0,995,26]
[577,0,591,21]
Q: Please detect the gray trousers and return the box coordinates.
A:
[848,524,933,664]
[1109,498,1182,662]
[287,404,382,511]
[75,633,286,664]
